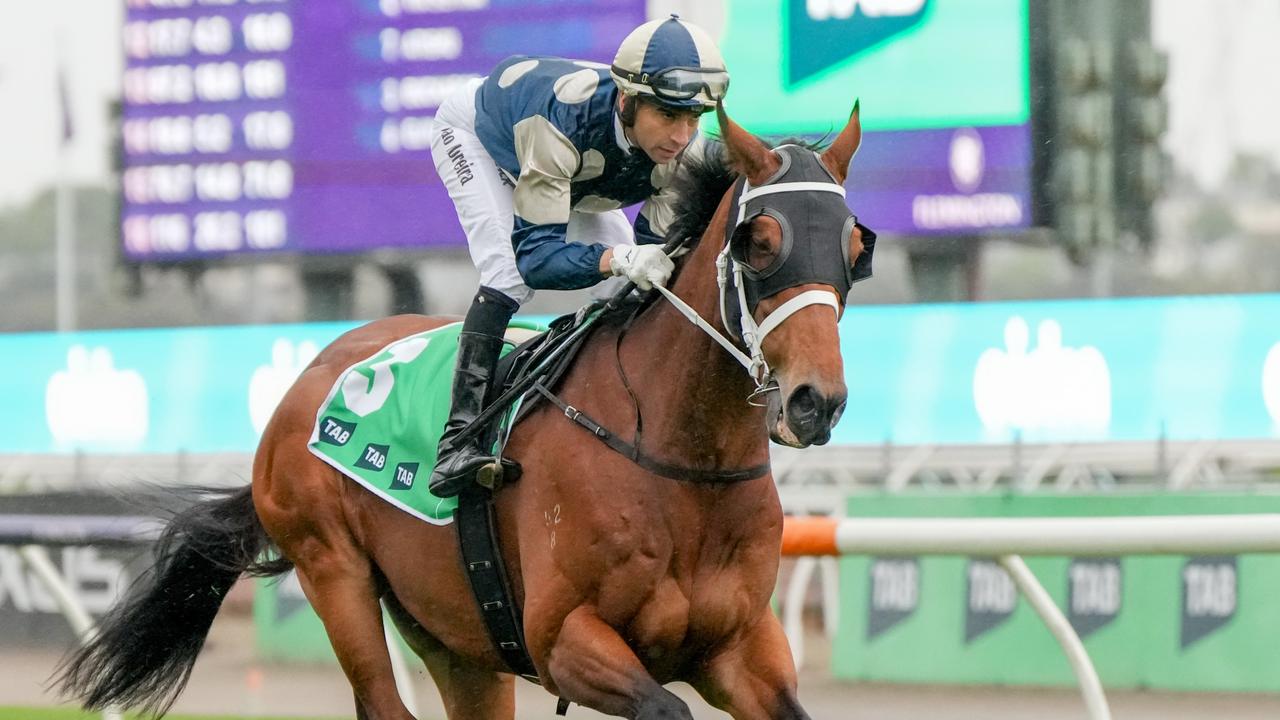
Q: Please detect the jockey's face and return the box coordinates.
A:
[625,97,704,164]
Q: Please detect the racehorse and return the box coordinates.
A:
[57,103,866,720]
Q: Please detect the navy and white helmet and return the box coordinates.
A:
[610,15,729,110]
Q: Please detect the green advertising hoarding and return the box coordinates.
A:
[257,491,1280,692]
[718,0,1030,134]
[833,493,1280,692]
[254,571,338,663]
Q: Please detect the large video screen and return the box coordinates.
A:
[716,0,1032,235]
[120,0,1030,262]
[120,0,644,261]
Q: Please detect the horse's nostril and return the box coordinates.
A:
[786,385,846,445]
[787,385,819,423]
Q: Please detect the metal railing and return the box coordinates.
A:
[778,513,1280,720]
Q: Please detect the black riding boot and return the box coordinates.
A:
[429,286,519,497]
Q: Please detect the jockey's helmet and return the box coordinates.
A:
[610,15,729,111]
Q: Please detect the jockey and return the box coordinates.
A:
[427,15,730,497]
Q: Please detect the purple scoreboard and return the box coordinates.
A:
[120,0,645,261]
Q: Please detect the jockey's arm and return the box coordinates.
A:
[510,117,615,290]
[633,164,679,246]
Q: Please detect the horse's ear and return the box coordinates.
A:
[820,99,862,183]
[717,102,779,185]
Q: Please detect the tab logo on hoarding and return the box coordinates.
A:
[964,559,1016,643]
[1067,559,1122,639]
[867,557,920,639]
[785,0,932,87]
[1181,556,1237,649]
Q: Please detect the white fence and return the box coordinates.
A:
[777,514,1280,720]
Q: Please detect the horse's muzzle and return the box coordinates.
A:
[770,383,847,447]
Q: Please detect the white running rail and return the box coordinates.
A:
[779,513,1280,720]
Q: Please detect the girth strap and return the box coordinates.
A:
[454,488,540,682]
[532,383,771,484]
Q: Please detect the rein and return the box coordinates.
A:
[532,383,771,483]
[660,149,847,387]
[531,151,851,484]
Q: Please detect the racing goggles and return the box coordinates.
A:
[613,65,730,103]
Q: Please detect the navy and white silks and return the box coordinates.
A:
[430,56,684,305]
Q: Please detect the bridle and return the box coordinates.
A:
[655,143,875,391]
[529,144,874,484]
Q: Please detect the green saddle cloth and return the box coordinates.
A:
[307,319,547,525]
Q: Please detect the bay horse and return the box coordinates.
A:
[57,104,866,720]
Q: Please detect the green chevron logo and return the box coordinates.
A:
[785,0,932,87]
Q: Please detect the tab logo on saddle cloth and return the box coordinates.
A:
[319,416,356,446]
[355,443,390,471]
[306,325,463,526]
[306,320,547,526]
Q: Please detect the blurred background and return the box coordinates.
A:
[2,1,1279,719]
[2,0,1280,328]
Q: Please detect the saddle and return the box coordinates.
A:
[489,303,603,467]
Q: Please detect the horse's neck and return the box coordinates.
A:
[619,203,770,471]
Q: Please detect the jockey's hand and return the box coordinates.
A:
[607,244,675,291]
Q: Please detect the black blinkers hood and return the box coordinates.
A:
[722,144,877,319]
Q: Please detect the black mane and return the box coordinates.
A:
[664,140,737,249]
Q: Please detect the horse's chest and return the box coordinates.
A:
[524,478,783,671]
[612,571,755,681]
[606,555,761,658]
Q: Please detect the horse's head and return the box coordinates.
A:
[714,102,874,447]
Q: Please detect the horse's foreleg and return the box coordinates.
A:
[294,552,414,720]
[420,644,516,720]
[542,606,693,720]
[692,611,810,720]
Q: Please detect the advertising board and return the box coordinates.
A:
[2,293,1279,454]
[717,0,1032,234]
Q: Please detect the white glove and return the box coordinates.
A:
[608,244,675,291]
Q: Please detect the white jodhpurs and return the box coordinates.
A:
[430,78,635,306]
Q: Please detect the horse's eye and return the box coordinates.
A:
[747,226,779,270]
[848,225,863,265]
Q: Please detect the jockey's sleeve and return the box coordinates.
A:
[635,161,680,245]
[510,115,606,289]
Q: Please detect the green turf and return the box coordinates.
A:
[0,708,348,720]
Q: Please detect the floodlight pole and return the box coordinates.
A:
[56,141,77,332]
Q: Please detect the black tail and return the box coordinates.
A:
[55,485,292,717]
